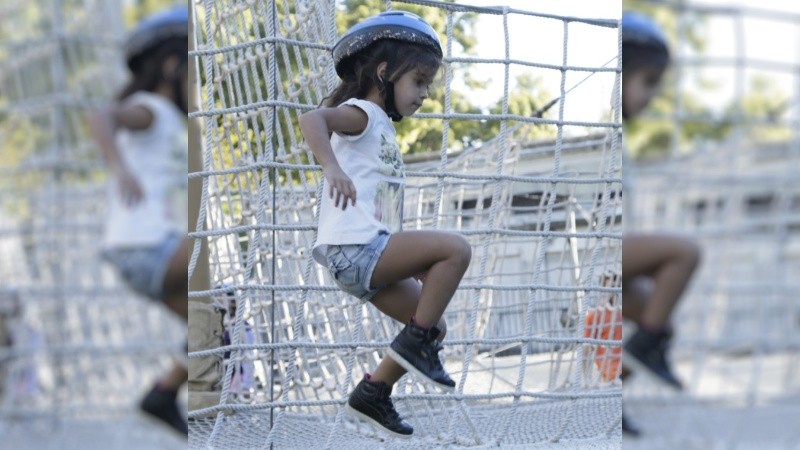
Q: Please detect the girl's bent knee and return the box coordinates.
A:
[681,239,702,267]
[451,235,472,268]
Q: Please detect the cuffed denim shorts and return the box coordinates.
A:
[325,231,390,302]
[102,232,182,302]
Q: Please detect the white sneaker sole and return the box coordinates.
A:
[386,348,456,393]
[345,404,413,439]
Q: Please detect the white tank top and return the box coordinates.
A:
[103,92,187,248]
[312,98,405,265]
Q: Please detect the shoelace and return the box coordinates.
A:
[376,392,401,424]
[429,341,445,371]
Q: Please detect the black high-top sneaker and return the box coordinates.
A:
[623,327,683,390]
[621,410,641,437]
[387,320,456,391]
[346,376,413,438]
[140,384,188,436]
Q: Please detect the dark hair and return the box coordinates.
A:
[323,39,441,107]
[622,42,670,74]
[117,36,188,112]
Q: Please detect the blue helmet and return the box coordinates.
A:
[622,11,669,54]
[332,10,443,78]
[125,5,188,72]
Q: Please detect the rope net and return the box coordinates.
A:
[0,1,185,448]
[623,1,800,447]
[189,0,622,448]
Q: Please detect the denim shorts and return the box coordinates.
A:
[325,231,390,302]
[102,232,182,302]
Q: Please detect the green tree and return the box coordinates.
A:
[623,1,792,158]
[0,1,174,215]
[338,0,554,154]
[623,0,720,158]
[198,0,557,221]
[124,0,177,26]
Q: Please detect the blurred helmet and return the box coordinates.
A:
[621,11,670,71]
[332,10,443,78]
[125,5,188,72]
[622,11,669,54]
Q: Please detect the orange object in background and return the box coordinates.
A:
[584,305,623,383]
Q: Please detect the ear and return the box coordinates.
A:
[375,61,388,82]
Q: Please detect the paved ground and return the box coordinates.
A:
[622,398,800,450]
[1,413,187,450]
[0,387,188,450]
[623,353,800,450]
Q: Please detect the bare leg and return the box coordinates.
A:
[622,233,700,330]
[155,363,188,391]
[370,231,471,328]
[367,279,447,385]
[156,237,189,389]
[162,237,189,320]
[621,276,654,325]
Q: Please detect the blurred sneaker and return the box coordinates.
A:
[140,384,188,436]
[623,327,683,390]
[622,410,641,437]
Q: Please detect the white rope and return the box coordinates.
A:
[189,0,623,447]
[189,163,622,183]
[189,388,621,419]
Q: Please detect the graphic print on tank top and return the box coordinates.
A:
[374,132,405,233]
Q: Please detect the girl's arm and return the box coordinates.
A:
[87,103,154,207]
[299,105,368,211]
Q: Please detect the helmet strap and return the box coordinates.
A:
[380,53,402,122]
[382,80,402,122]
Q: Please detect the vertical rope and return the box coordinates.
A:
[491,7,531,446]
[49,0,68,426]
[669,1,683,160]
[432,11,454,228]
[190,1,628,447]
[202,1,236,445]
[546,18,573,444]
[603,13,624,438]
[189,0,216,284]
[323,301,364,448]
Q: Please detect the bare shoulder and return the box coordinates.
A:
[303,104,369,135]
[111,102,154,131]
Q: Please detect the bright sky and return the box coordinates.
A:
[452,1,621,127]
[679,0,800,115]
[448,0,799,124]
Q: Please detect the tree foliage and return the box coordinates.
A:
[623,0,792,158]
[337,0,554,154]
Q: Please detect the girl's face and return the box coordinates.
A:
[622,64,667,119]
[392,67,436,117]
